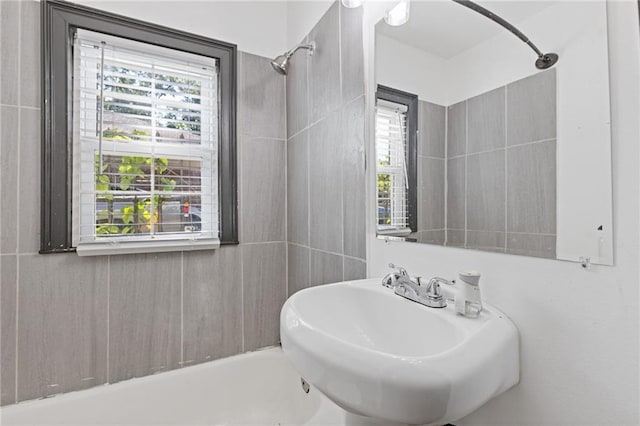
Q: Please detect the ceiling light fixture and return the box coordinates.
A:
[341,0,363,8]
[385,0,410,26]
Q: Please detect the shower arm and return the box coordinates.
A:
[286,42,315,59]
[451,0,558,69]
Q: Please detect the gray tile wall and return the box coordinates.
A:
[444,69,557,258]
[416,101,446,244]
[0,1,289,405]
[285,1,366,296]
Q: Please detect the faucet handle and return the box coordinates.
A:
[426,280,443,298]
[382,264,410,288]
[388,263,408,277]
[422,278,447,308]
[430,276,455,286]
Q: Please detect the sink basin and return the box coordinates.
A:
[280,278,520,425]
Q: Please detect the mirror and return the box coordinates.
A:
[374,1,613,265]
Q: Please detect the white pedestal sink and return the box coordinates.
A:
[280,278,520,426]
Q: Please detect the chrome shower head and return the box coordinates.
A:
[270,42,315,75]
[270,54,289,75]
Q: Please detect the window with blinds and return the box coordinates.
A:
[376,99,410,233]
[72,29,219,254]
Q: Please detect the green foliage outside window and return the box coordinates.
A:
[93,64,201,236]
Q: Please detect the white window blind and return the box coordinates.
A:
[72,29,220,255]
[376,99,410,233]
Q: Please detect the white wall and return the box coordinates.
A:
[72,1,336,65]
[71,1,288,58]
[365,1,639,424]
[375,33,449,105]
[285,0,333,47]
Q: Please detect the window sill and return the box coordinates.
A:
[76,238,220,256]
[377,227,412,237]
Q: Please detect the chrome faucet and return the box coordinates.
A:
[381,263,410,289]
[381,264,447,308]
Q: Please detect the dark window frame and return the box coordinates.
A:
[375,84,418,233]
[41,0,238,253]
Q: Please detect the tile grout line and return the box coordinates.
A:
[463,100,468,248]
[287,124,308,141]
[239,240,288,246]
[237,56,246,352]
[180,251,184,368]
[283,57,289,300]
[338,4,345,282]
[338,3,343,104]
[504,85,509,250]
[505,137,556,148]
[418,154,447,160]
[236,133,285,142]
[446,229,557,237]
[447,137,555,159]
[444,104,449,244]
[0,103,38,110]
[106,256,110,383]
[14,0,22,403]
[289,241,365,263]
[240,246,245,353]
[305,28,312,290]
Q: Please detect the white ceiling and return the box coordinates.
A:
[376,1,558,59]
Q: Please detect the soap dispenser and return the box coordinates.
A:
[454,271,483,318]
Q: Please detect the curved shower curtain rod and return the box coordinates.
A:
[451,0,558,69]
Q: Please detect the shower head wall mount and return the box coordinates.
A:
[270,41,316,75]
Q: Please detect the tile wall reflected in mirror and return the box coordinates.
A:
[374,1,614,264]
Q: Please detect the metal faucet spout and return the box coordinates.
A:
[382,264,447,308]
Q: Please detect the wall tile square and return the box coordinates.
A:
[507,69,556,146]
[1,106,19,254]
[344,257,366,281]
[242,243,286,351]
[340,3,364,103]
[309,111,343,253]
[446,157,465,230]
[418,101,446,159]
[287,243,309,296]
[507,140,556,234]
[418,230,445,245]
[18,254,108,401]
[507,233,557,259]
[447,101,466,158]
[467,230,506,251]
[109,253,181,383]
[310,249,343,286]
[446,229,465,247]
[287,131,309,245]
[467,87,506,154]
[342,97,366,259]
[183,247,242,365]
[1,255,17,405]
[466,150,505,232]
[0,0,19,106]
[20,1,40,108]
[309,3,341,123]
[419,157,445,231]
[238,52,285,139]
[18,108,41,254]
[286,38,309,138]
[240,137,286,243]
